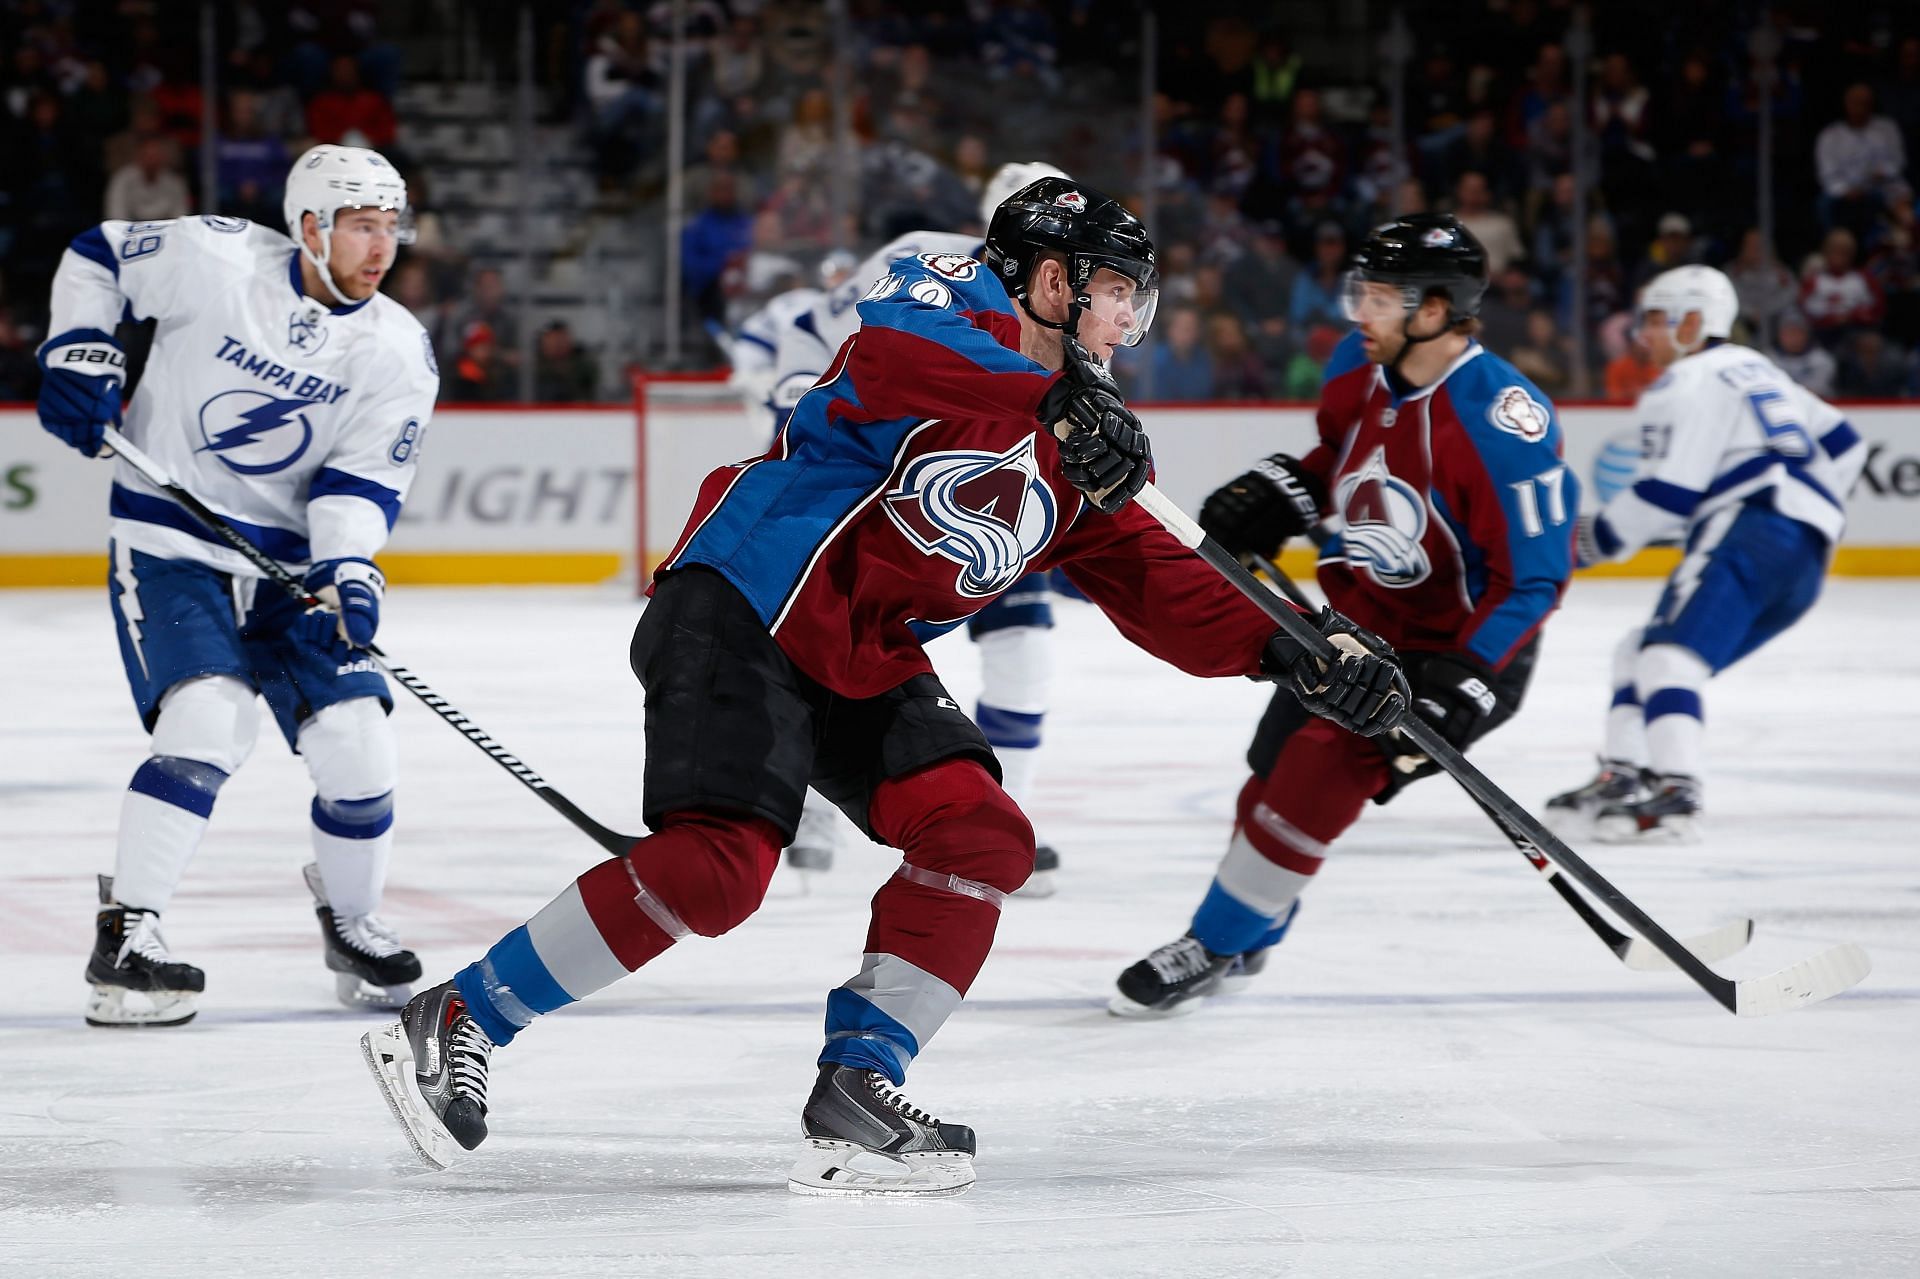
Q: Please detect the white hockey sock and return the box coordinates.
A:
[113,757,229,912]
[974,626,1052,814]
[1637,643,1711,780]
[311,792,394,919]
[1603,626,1649,766]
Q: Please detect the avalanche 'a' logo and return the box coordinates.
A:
[884,436,1058,598]
[197,389,315,475]
[1335,447,1430,588]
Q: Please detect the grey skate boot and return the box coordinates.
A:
[1108,933,1236,1018]
[304,863,422,1010]
[1595,773,1702,844]
[788,1063,977,1195]
[84,875,205,1028]
[1546,758,1652,832]
[361,981,493,1170]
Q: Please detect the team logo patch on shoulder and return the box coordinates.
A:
[918,253,978,280]
[1053,190,1087,210]
[390,417,423,464]
[288,308,329,356]
[1487,386,1550,442]
[884,435,1059,598]
[201,215,249,233]
[864,273,905,302]
[908,278,953,308]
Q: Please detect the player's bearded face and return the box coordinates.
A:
[326,210,402,299]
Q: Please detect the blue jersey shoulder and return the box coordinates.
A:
[862,252,1015,323]
[1442,348,1564,468]
[1322,328,1369,385]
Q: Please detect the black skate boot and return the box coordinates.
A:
[1012,844,1060,899]
[789,1064,977,1195]
[304,863,423,1011]
[1546,758,1652,832]
[1108,933,1235,1018]
[360,981,493,1170]
[84,875,204,1028]
[1595,774,1702,844]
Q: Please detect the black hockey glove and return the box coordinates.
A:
[1373,652,1513,803]
[1261,607,1409,738]
[1199,453,1327,561]
[1040,336,1151,514]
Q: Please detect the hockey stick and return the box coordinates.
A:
[101,426,638,856]
[1245,551,1753,973]
[1124,478,1867,1015]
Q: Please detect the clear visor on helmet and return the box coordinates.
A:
[1081,259,1160,348]
[1340,271,1423,324]
[331,197,417,246]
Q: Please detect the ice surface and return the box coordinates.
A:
[4,580,1917,1277]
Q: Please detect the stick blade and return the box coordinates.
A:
[1620,918,1755,972]
[1734,943,1873,1017]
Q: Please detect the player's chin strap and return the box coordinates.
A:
[1386,305,1458,380]
[300,234,361,309]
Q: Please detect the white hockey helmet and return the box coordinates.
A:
[818,249,859,288]
[1637,265,1739,344]
[979,161,1067,228]
[284,144,414,305]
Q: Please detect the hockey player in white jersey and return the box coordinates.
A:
[35,144,441,1024]
[766,162,1073,893]
[1550,266,1866,841]
[726,250,856,439]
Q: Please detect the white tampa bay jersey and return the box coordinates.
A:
[767,231,983,418]
[49,215,440,576]
[730,286,822,436]
[1596,342,1865,555]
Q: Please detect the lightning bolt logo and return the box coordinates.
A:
[196,391,316,475]
[112,542,150,680]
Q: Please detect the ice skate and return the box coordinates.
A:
[1215,900,1301,995]
[1594,774,1702,844]
[1012,844,1060,899]
[784,794,841,889]
[360,981,493,1171]
[84,875,204,1028]
[1108,933,1235,1018]
[788,1064,976,1196]
[1546,758,1652,833]
[304,862,423,1010]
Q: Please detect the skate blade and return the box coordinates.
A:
[1106,989,1211,1019]
[84,984,198,1028]
[336,972,415,1012]
[1593,814,1700,845]
[786,1139,974,1196]
[360,1023,457,1172]
[1011,870,1056,899]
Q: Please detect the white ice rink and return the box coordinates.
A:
[4,578,1917,1277]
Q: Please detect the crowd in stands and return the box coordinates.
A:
[4,1,1920,405]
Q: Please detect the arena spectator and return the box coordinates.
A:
[1276,88,1344,221]
[681,171,754,334]
[446,268,520,372]
[1770,310,1838,397]
[1205,312,1269,401]
[1478,265,1535,357]
[1726,228,1799,338]
[1604,328,1660,403]
[104,134,190,222]
[1837,331,1908,397]
[306,54,395,149]
[450,321,507,401]
[1592,51,1656,201]
[1145,308,1213,400]
[1289,223,1349,333]
[1631,212,1701,291]
[1816,82,1908,240]
[0,308,39,401]
[1800,227,1885,346]
[215,90,290,227]
[1281,323,1344,399]
[1510,308,1572,394]
[1879,37,1920,162]
[1870,191,1920,345]
[533,320,600,402]
[1224,220,1296,344]
[1452,170,1524,273]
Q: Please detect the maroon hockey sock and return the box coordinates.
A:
[864,759,1034,995]
[575,810,784,969]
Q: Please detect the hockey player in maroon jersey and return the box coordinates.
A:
[1113,214,1577,1016]
[362,178,1410,1193]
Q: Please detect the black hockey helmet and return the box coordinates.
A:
[983,176,1160,347]
[1344,213,1489,326]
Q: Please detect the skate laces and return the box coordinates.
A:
[865,1073,939,1128]
[336,912,406,959]
[1145,936,1215,984]
[119,911,174,966]
[449,1016,492,1105]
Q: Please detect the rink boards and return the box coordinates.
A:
[3,402,1917,586]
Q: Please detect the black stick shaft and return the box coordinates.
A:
[103,427,635,855]
[1135,483,1735,1010]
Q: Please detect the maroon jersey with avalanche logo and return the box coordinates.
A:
[1305,331,1577,670]
[659,251,1280,698]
